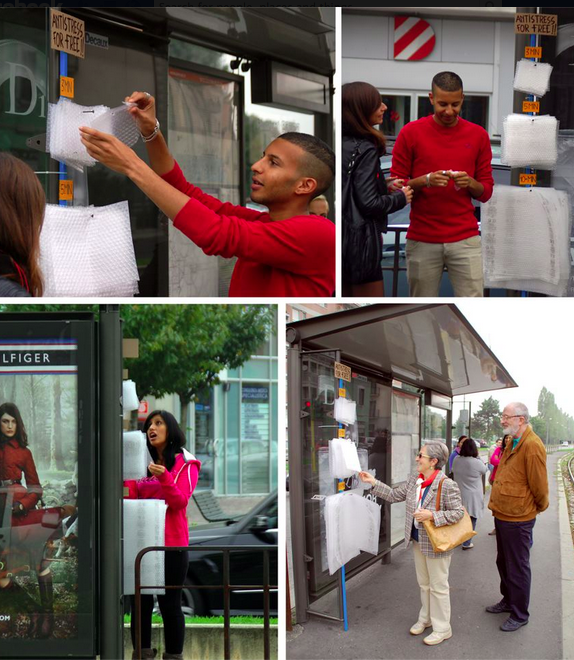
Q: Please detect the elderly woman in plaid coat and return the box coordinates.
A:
[360,441,464,646]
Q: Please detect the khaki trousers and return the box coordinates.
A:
[412,541,452,633]
[406,235,484,297]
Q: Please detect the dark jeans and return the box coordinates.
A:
[130,549,188,655]
[495,517,536,623]
[462,516,477,547]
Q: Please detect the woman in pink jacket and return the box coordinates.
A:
[487,434,511,535]
[131,410,201,660]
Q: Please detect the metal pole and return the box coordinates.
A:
[99,305,123,660]
[287,343,309,624]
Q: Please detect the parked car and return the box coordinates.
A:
[184,490,278,616]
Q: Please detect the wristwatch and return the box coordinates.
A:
[426,173,432,188]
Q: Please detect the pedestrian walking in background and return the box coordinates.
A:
[487,435,512,535]
[359,442,464,646]
[342,81,412,296]
[448,435,467,478]
[452,438,487,549]
[486,403,548,632]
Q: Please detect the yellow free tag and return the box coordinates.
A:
[519,174,537,186]
[338,388,346,398]
[59,180,73,200]
[523,101,540,113]
[60,76,74,99]
[338,482,346,492]
[525,46,542,58]
[338,428,345,438]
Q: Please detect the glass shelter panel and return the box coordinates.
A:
[0,316,96,659]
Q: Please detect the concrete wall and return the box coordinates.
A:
[342,12,516,137]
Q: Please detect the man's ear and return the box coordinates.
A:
[295,177,318,197]
[428,91,434,106]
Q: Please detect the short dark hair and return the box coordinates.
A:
[432,71,464,93]
[460,437,478,458]
[143,409,186,472]
[278,132,335,197]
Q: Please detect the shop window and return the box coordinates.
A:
[241,384,270,494]
[225,382,240,495]
[242,359,270,380]
[194,394,214,490]
[380,94,412,138]
[417,94,489,130]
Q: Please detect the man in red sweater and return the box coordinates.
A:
[390,71,494,297]
[79,92,335,297]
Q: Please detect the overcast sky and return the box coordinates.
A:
[454,299,574,420]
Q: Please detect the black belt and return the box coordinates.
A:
[0,479,21,487]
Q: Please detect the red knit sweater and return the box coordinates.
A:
[391,115,494,243]
[161,162,336,297]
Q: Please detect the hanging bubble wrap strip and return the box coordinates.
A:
[123,431,148,481]
[46,98,139,172]
[324,491,381,575]
[41,201,139,296]
[481,185,571,296]
[501,114,558,170]
[513,59,553,98]
[123,500,167,596]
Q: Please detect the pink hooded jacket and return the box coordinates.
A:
[136,449,201,546]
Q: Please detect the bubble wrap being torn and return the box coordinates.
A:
[513,58,553,97]
[123,500,166,595]
[324,491,380,575]
[501,114,558,170]
[46,98,138,172]
[329,438,361,479]
[41,201,139,296]
[123,431,149,481]
[481,185,571,296]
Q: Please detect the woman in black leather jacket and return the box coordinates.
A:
[342,82,412,296]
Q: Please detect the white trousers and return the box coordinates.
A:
[412,541,452,633]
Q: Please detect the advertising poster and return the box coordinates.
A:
[0,339,79,641]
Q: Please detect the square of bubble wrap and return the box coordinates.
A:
[501,114,558,169]
[47,98,139,173]
[514,58,553,98]
[123,431,149,481]
[91,103,139,148]
[47,98,108,172]
[123,500,166,595]
[41,202,139,297]
[481,185,571,296]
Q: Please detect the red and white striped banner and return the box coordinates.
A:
[394,17,436,61]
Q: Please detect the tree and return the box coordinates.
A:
[121,305,275,428]
[471,396,502,442]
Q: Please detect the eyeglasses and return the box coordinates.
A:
[416,452,429,459]
[500,414,523,421]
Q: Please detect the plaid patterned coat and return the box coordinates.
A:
[372,472,465,558]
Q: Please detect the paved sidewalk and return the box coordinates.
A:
[288,453,569,660]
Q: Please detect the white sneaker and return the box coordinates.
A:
[410,621,432,635]
[423,629,452,645]
[462,543,474,550]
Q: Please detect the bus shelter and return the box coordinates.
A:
[287,304,516,624]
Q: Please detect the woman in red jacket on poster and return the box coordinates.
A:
[0,402,73,638]
[130,410,201,660]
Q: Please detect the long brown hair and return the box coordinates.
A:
[0,153,45,296]
[342,82,387,155]
[0,402,29,448]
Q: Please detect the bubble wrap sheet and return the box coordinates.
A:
[47,98,138,172]
[325,491,381,575]
[481,185,571,296]
[41,201,139,296]
[123,431,149,481]
[329,438,361,479]
[123,379,140,412]
[334,397,357,426]
[513,58,553,97]
[501,114,558,170]
[123,500,166,595]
